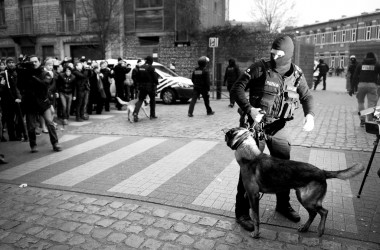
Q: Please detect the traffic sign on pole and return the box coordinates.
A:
[209,37,219,48]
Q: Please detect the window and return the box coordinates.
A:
[321,34,325,44]
[333,32,336,43]
[366,26,371,40]
[0,0,5,26]
[314,35,317,44]
[0,47,16,58]
[378,26,380,39]
[342,30,346,42]
[352,29,356,41]
[136,0,162,9]
[59,0,76,32]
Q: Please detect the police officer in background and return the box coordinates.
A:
[352,52,380,127]
[133,56,158,122]
[313,59,329,90]
[188,56,214,117]
[231,36,315,232]
[347,55,358,94]
[224,58,240,108]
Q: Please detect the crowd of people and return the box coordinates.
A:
[0,54,146,156]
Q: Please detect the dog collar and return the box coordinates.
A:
[231,130,252,150]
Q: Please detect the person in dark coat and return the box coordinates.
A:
[88,65,106,114]
[100,61,112,111]
[352,52,380,126]
[224,58,240,108]
[313,59,329,90]
[0,59,26,141]
[56,66,76,125]
[112,58,128,110]
[188,56,214,117]
[72,62,91,121]
[133,56,158,122]
[231,36,315,232]
[347,55,358,94]
[22,56,61,152]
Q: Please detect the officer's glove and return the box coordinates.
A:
[348,90,354,96]
[303,114,314,132]
[249,107,265,123]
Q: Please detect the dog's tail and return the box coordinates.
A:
[324,163,364,180]
[116,97,129,106]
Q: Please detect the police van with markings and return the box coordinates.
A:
[97,59,193,104]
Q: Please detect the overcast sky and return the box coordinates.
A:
[229,0,380,27]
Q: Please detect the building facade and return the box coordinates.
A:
[0,0,122,62]
[284,9,380,72]
[0,0,226,74]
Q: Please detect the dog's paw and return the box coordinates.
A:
[250,231,260,239]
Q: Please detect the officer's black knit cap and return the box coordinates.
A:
[145,56,153,65]
[366,52,376,59]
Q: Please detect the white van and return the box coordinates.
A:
[97,59,193,104]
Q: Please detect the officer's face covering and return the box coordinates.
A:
[270,36,294,75]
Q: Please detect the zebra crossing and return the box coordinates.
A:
[0,133,359,233]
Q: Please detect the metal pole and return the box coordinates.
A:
[357,134,379,198]
[212,47,215,99]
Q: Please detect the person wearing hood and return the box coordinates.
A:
[224,58,240,108]
[352,52,380,127]
[313,59,329,90]
[230,36,315,232]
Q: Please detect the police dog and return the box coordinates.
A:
[223,127,364,238]
[116,97,149,123]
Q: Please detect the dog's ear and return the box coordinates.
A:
[222,128,230,134]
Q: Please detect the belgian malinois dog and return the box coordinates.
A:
[223,127,364,238]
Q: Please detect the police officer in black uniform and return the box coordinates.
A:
[352,52,380,127]
[313,59,329,90]
[188,56,214,117]
[231,36,315,232]
[224,58,240,108]
[133,56,158,122]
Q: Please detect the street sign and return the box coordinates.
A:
[209,37,219,48]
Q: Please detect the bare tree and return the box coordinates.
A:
[250,0,297,33]
[80,0,121,58]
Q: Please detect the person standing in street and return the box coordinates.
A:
[113,58,128,110]
[352,52,380,127]
[313,59,329,90]
[72,62,90,122]
[56,66,76,125]
[347,55,358,94]
[133,56,158,122]
[231,36,315,232]
[224,58,240,108]
[21,56,62,153]
[188,56,214,117]
[100,61,112,111]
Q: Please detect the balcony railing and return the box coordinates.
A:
[56,18,80,34]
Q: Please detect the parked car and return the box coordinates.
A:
[96,59,193,104]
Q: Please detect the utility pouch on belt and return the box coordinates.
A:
[278,90,299,119]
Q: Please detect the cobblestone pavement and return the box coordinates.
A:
[0,183,379,250]
[0,76,379,249]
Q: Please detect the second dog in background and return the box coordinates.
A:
[116,97,149,123]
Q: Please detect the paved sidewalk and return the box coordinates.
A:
[0,183,379,250]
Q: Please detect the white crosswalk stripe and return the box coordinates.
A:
[108,140,218,196]
[192,160,239,211]
[42,138,167,187]
[0,136,120,180]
